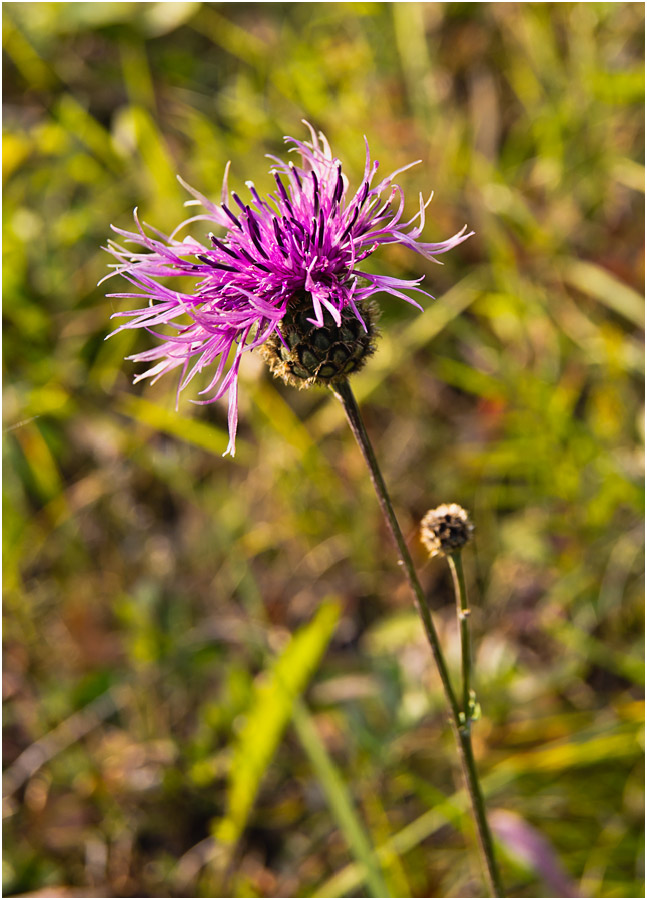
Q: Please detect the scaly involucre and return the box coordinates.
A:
[104,122,472,455]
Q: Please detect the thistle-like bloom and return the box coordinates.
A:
[104,122,472,455]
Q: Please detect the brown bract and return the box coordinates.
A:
[259,295,380,389]
[420,503,475,557]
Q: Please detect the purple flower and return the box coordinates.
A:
[104,122,472,456]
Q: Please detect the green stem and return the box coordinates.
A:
[332,379,503,898]
[448,552,472,720]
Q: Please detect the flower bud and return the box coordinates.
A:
[420,503,474,558]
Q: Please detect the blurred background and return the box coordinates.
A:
[3,3,644,898]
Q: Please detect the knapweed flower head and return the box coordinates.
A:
[104,122,472,455]
[420,504,475,558]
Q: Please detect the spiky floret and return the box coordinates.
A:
[103,121,473,455]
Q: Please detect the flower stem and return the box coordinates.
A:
[331,379,503,898]
[448,552,472,720]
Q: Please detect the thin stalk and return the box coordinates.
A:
[331,378,503,898]
[448,552,472,719]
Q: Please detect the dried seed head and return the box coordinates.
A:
[259,294,379,389]
[420,503,474,558]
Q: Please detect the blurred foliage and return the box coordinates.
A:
[2,2,644,898]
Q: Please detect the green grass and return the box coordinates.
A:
[3,3,644,897]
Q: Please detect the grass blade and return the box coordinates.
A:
[292,698,390,898]
[213,600,340,849]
